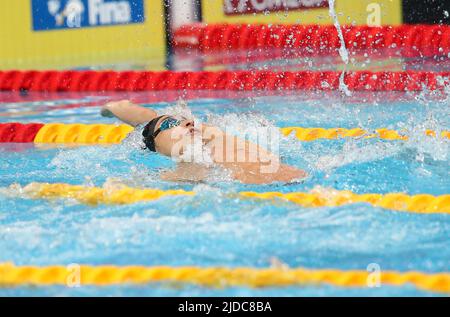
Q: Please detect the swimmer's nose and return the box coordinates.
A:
[182,120,194,128]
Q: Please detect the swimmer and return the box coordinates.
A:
[101,100,306,184]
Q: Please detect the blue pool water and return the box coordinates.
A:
[0,89,449,296]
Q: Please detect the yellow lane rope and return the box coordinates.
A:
[280,127,450,141]
[34,123,134,144]
[32,123,450,144]
[21,182,194,205]
[0,263,448,293]
[18,183,450,214]
[240,190,450,214]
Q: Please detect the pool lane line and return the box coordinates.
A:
[33,123,134,144]
[280,127,450,141]
[1,70,449,92]
[1,122,449,144]
[15,182,450,214]
[0,262,449,293]
[174,24,450,59]
[19,182,194,205]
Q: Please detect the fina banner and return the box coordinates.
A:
[223,0,328,15]
[31,0,145,31]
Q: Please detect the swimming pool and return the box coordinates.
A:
[0,86,449,296]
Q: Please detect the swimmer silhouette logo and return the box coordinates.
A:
[31,0,145,31]
[47,0,84,28]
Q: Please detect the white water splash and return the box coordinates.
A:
[161,99,195,120]
[328,0,349,64]
[398,109,450,162]
[206,111,277,143]
[339,71,352,97]
[328,0,352,96]
[315,141,401,172]
[314,115,450,173]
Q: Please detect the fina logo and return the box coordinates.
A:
[46,0,132,28]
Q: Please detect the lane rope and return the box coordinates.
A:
[17,182,450,214]
[174,23,450,58]
[0,123,44,143]
[280,127,450,141]
[0,263,448,293]
[0,70,449,92]
[33,123,133,144]
[1,122,449,144]
[21,182,193,205]
[240,190,450,214]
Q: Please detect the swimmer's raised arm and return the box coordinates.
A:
[101,100,158,127]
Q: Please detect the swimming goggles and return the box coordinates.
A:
[152,116,183,138]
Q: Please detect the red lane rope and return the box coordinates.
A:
[0,123,44,143]
[174,23,450,57]
[0,70,449,92]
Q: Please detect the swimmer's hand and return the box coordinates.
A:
[100,107,114,118]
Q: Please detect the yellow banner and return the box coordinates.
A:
[0,0,166,70]
[202,0,402,25]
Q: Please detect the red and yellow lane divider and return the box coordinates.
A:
[0,123,133,144]
[1,122,449,144]
[0,263,448,293]
[17,182,450,214]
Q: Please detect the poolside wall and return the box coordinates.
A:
[2,0,447,71]
[0,0,167,70]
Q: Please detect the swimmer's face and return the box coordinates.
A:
[153,115,197,157]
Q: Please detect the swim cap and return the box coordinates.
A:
[142,116,165,152]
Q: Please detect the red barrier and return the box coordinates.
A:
[0,123,44,143]
[0,70,449,92]
[174,23,450,57]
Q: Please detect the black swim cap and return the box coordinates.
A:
[142,116,165,152]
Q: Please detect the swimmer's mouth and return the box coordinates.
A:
[187,128,199,135]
